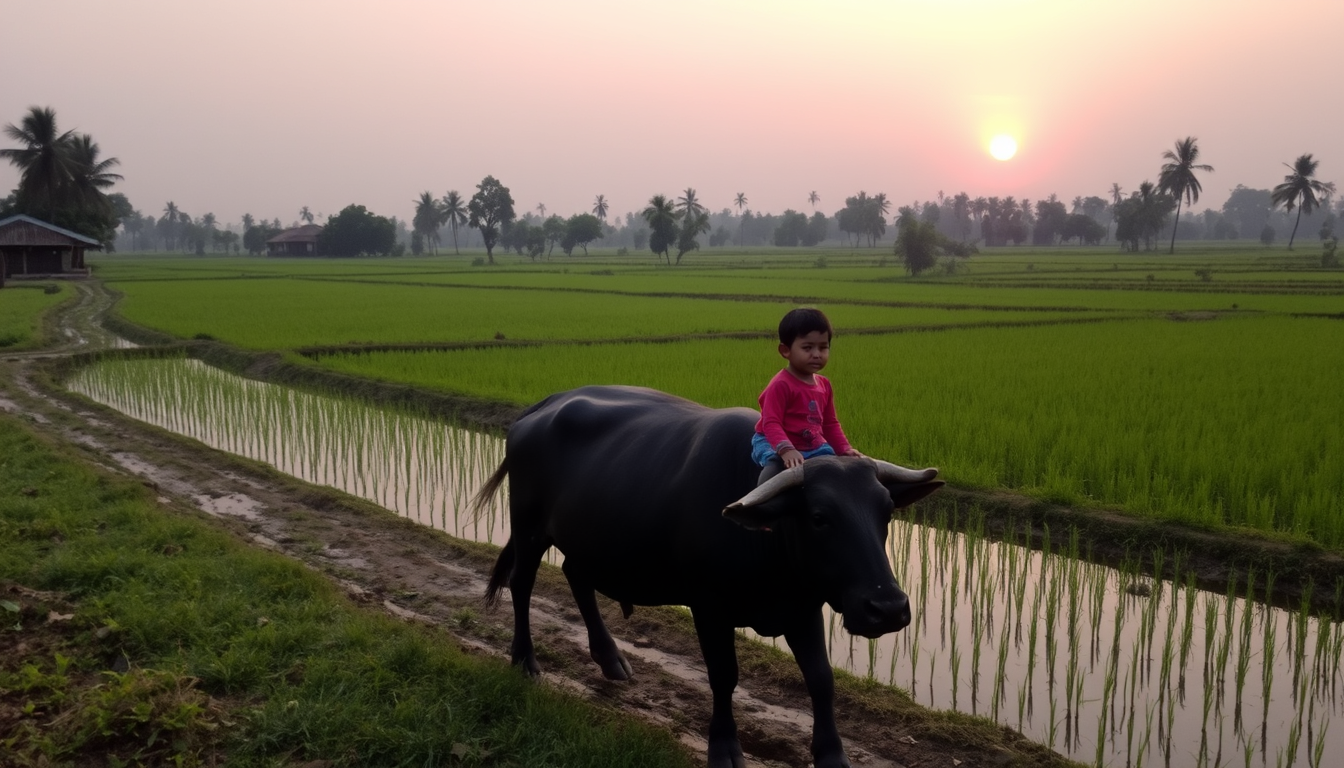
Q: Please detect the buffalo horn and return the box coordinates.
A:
[871,459,939,484]
[723,465,805,511]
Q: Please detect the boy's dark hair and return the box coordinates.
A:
[778,307,833,346]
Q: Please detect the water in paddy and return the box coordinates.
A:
[69,357,1341,768]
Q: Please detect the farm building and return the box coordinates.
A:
[0,214,101,283]
[266,224,323,256]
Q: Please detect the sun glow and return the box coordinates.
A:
[989,134,1018,161]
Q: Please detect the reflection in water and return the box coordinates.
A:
[70,357,1340,768]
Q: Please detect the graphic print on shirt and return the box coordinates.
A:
[802,398,820,443]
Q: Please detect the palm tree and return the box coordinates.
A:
[808,191,819,210]
[1157,137,1214,254]
[64,133,122,212]
[592,194,609,222]
[440,190,469,254]
[675,187,705,218]
[413,191,440,253]
[1271,154,1336,249]
[300,206,314,224]
[536,202,546,219]
[161,201,180,250]
[642,194,680,264]
[0,106,75,218]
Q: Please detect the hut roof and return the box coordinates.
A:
[0,214,103,249]
[266,224,324,244]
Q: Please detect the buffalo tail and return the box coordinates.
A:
[485,539,514,609]
[471,457,510,522]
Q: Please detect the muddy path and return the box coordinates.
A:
[0,282,1069,767]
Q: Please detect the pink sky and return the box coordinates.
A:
[2,0,1339,226]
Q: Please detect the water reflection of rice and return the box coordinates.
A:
[70,356,1341,768]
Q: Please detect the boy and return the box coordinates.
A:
[752,307,863,483]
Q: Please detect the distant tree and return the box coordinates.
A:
[675,210,710,264]
[808,191,819,210]
[950,192,971,241]
[1271,154,1336,249]
[1114,182,1175,251]
[536,202,546,219]
[1222,186,1272,242]
[592,194,609,223]
[676,188,706,219]
[412,191,443,254]
[467,176,515,264]
[1157,137,1214,253]
[542,215,566,256]
[734,192,747,245]
[1260,225,1276,246]
[772,210,809,246]
[1032,196,1069,245]
[641,194,680,264]
[806,212,828,245]
[837,191,888,247]
[1060,214,1106,245]
[161,201,180,250]
[441,190,468,254]
[893,219,942,275]
[300,206,314,224]
[317,204,396,256]
[561,213,604,256]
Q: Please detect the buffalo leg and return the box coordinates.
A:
[563,565,632,680]
[507,536,548,676]
[693,611,746,768]
[785,612,850,768]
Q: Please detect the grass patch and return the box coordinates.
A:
[0,283,67,349]
[0,413,696,767]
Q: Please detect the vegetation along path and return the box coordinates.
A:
[2,280,1078,766]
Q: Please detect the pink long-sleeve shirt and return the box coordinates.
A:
[754,369,852,455]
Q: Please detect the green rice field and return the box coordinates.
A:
[0,283,67,348]
[91,246,1344,548]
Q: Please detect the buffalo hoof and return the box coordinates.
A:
[814,753,851,768]
[707,737,745,768]
[592,648,633,680]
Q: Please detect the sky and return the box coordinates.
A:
[2,0,1339,226]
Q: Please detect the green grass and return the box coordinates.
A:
[316,315,1344,548]
[0,413,696,767]
[0,283,67,349]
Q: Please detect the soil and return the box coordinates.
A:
[5,280,1336,767]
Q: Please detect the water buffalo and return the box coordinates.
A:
[474,385,942,768]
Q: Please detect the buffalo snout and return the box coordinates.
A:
[843,585,911,638]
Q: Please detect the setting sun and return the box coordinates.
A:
[989,134,1018,161]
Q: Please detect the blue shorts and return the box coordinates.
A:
[751,432,836,467]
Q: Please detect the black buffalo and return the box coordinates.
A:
[474,385,942,768]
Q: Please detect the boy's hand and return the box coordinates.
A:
[780,448,804,468]
[843,448,865,458]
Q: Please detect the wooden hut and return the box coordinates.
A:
[266,224,324,256]
[0,214,101,286]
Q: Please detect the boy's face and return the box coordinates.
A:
[779,330,831,378]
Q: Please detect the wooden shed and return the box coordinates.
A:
[266,224,324,256]
[0,214,101,284]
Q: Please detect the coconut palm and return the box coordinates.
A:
[642,194,680,264]
[675,187,705,218]
[64,133,122,212]
[733,193,748,246]
[536,202,546,219]
[300,206,314,224]
[413,191,444,253]
[1271,154,1336,249]
[162,201,180,250]
[808,191,819,209]
[0,106,75,218]
[1157,137,1214,253]
[441,190,469,254]
[592,194,609,222]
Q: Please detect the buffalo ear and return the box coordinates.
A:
[885,479,945,510]
[723,493,797,531]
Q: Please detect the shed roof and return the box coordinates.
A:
[266,224,323,244]
[0,214,103,249]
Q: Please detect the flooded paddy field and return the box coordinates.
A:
[67,355,1343,768]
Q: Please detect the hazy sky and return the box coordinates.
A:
[3,0,1339,226]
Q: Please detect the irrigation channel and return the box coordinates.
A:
[68,356,1341,768]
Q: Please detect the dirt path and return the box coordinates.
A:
[0,282,1070,768]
